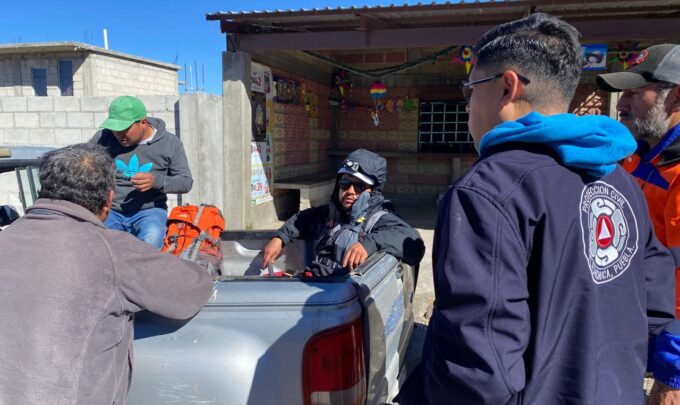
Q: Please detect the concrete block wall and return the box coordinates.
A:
[0,95,180,213]
[270,68,332,180]
[0,52,86,96]
[0,59,15,96]
[178,93,224,209]
[89,54,178,96]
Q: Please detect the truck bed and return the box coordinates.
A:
[128,232,416,405]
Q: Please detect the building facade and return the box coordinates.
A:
[206,1,680,228]
[0,42,179,97]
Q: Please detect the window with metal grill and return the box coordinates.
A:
[418,101,474,153]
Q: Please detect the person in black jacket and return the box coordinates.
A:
[261,148,425,276]
[398,13,678,405]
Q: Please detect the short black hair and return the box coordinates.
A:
[473,13,584,110]
[38,143,115,215]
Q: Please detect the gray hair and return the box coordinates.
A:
[632,81,677,142]
[38,143,115,215]
[473,13,584,111]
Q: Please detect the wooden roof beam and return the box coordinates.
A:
[358,14,404,31]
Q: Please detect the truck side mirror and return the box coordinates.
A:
[15,166,40,210]
[0,205,20,228]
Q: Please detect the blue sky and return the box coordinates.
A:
[0,1,444,95]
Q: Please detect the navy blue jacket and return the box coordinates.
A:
[399,143,676,404]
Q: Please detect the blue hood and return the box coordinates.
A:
[478,112,636,177]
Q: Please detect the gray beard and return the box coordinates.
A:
[632,90,672,144]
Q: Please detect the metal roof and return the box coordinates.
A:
[207,1,680,34]
[206,1,680,51]
[0,42,180,71]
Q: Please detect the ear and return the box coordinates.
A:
[669,85,680,113]
[500,70,524,107]
[97,190,114,222]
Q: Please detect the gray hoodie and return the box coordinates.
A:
[89,117,193,213]
[0,199,213,404]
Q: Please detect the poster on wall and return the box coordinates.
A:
[250,62,275,205]
[582,44,608,71]
[252,92,267,142]
[251,63,272,95]
[273,76,300,104]
[251,136,273,206]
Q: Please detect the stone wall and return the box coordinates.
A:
[0,95,180,213]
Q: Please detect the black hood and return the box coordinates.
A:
[337,149,386,191]
[331,149,388,213]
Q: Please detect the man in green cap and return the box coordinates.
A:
[89,96,192,249]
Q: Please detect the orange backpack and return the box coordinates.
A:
[162,204,225,275]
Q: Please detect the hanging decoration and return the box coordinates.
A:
[395,98,404,113]
[455,46,475,74]
[615,50,644,70]
[305,45,458,80]
[606,42,642,70]
[370,81,388,126]
[334,69,352,98]
[402,96,416,113]
[304,91,318,117]
[385,99,394,113]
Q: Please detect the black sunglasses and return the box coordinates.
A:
[460,72,531,103]
[339,178,370,192]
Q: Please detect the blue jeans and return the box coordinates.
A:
[104,208,168,250]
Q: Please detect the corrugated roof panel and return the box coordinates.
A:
[208,0,680,20]
[208,1,479,18]
[207,0,680,35]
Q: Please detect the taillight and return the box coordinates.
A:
[302,317,366,405]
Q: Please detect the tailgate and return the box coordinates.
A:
[127,278,361,405]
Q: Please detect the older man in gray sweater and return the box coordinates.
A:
[0,144,213,405]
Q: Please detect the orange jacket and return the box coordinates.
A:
[623,130,680,315]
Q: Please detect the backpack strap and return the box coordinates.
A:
[363,210,388,234]
[193,204,206,227]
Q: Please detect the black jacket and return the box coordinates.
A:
[276,149,425,274]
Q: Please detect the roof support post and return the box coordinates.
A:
[222,50,252,228]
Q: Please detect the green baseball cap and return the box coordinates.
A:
[100,96,147,131]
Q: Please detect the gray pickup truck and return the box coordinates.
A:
[128,231,420,405]
[0,154,421,405]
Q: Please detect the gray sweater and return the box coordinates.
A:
[0,199,213,404]
[89,117,193,213]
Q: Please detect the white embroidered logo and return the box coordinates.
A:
[579,181,638,284]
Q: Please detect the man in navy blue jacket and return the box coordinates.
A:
[398,13,678,404]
